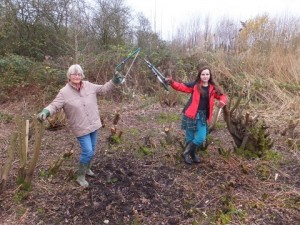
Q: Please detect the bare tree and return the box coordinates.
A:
[91,0,131,47]
[203,15,213,50]
[215,17,238,52]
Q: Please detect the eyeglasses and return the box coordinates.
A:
[70,73,82,77]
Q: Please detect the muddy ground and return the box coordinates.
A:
[0,95,299,225]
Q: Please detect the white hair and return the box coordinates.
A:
[66,64,85,79]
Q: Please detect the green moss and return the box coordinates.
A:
[131,217,141,225]
[39,170,48,177]
[183,198,194,209]
[107,177,118,184]
[191,221,201,225]
[215,121,226,129]
[37,207,45,215]
[108,134,121,144]
[217,212,232,225]
[135,114,148,122]
[139,146,153,156]
[262,150,282,162]
[16,176,25,185]
[256,164,271,180]
[235,147,259,159]
[156,112,180,124]
[284,195,300,210]
[235,120,274,159]
[13,190,30,203]
[125,128,140,136]
[0,112,13,123]
[15,206,27,218]
[213,192,246,224]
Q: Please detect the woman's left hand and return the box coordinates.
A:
[218,101,225,108]
[112,71,125,85]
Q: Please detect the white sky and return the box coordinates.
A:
[126,0,300,40]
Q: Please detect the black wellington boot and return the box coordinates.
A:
[182,143,193,164]
[190,142,200,163]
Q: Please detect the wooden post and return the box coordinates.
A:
[25,120,29,162]
[209,107,222,132]
[25,119,44,184]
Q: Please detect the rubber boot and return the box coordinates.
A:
[76,163,89,187]
[86,160,95,177]
[182,143,193,164]
[190,142,200,163]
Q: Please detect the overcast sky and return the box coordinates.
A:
[126,0,300,40]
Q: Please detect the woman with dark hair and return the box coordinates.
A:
[165,66,227,164]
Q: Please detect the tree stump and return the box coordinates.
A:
[222,94,273,158]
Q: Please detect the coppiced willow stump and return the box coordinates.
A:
[281,119,299,139]
[0,133,17,192]
[223,94,273,158]
[23,118,44,186]
[46,109,66,130]
[47,144,74,176]
[108,113,123,145]
[0,117,44,193]
[159,90,179,107]
[163,127,173,145]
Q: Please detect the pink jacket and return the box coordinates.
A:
[45,80,115,137]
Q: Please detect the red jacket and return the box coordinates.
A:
[171,81,227,122]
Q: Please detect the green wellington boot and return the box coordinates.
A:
[190,142,200,163]
[76,163,89,187]
[86,160,95,177]
[182,143,193,164]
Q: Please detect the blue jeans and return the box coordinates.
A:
[77,130,98,164]
[185,116,207,146]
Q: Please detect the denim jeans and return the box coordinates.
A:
[77,129,98,164]
[185,112,207,146]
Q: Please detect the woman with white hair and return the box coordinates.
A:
[37,64,124,187]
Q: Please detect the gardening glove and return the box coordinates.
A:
[37,109,50,122]
[164,77,173,85]
[112,71,125,85]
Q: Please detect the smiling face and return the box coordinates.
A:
[199,69,210,86]
[67,64,84,85]
[69,73,82,85]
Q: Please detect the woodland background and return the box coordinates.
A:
[0,0,299,224]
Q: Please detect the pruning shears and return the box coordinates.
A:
[115,48,141,82]
[144,58,169,91]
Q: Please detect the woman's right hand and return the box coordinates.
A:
[37,109,50,122]
[164,77,173,85]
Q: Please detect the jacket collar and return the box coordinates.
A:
[68,80,83,91]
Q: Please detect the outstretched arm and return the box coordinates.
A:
[165,77,193,93]
[91,71,125,95]
[37,91,65,122]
